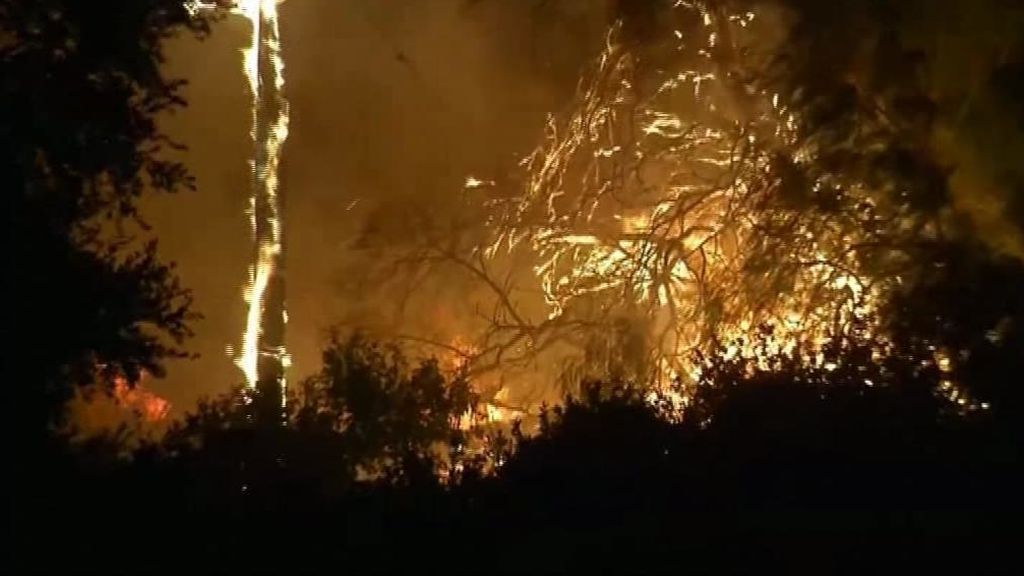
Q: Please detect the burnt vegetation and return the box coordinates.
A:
[7,0,1024,573]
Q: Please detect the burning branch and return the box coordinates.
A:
[358,1,939,409]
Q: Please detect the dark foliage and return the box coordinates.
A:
[15,343,1020,573]
[3,1,212,441]
[156,335,477,499]
[4,5,215,569]
[884,239,1024,432]
[291,333,477,477]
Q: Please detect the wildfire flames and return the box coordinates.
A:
[461,1,886,399]
[113,375,171,422]
[189,0,293,391]
[185,1,952,418]
[236,0,291,394]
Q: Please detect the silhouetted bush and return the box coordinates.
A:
[15,337,1020,573]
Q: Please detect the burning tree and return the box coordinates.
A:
[361,0,958,412]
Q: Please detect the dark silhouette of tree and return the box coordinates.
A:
[884,239,1024,436]
[16,336,1020,573]
[5,3,217,567]
[160,334,477,505]
[722,0,1024,442]
[292,332,477,479]
[3,1,215,439]
[455,344,1020,573]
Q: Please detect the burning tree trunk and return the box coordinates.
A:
[187,2,291,425]
[186,0,293,421]
[249,1,289,417]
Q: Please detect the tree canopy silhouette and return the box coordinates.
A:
[3,1,214,441]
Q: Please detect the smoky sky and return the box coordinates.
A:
[145,0,612,412]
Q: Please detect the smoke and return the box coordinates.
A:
[773,0,1024,254]
[143,0,1024,415]
[145,0,613,413]
[913,0,1024,256]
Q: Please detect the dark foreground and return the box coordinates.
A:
[14,379,1022,575]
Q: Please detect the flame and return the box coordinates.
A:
[464,176,495,189]
[231,0,290,391]
[439,337,522,429]
[479,1,882,392]
[113,374,171,422]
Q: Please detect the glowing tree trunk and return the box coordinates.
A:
[187,0,291,420]
[236,0,290,419]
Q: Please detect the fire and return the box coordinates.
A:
[113,375,171,422]
[475,1,882,393]
[457,389,523,433]
[195,1,292,393]
[240,0,290,394]
[439,336,524,429]
[464,176,495,190]
[66,370,171,444]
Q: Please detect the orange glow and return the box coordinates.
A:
[471,2,880,397]
[112,374,171,422]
